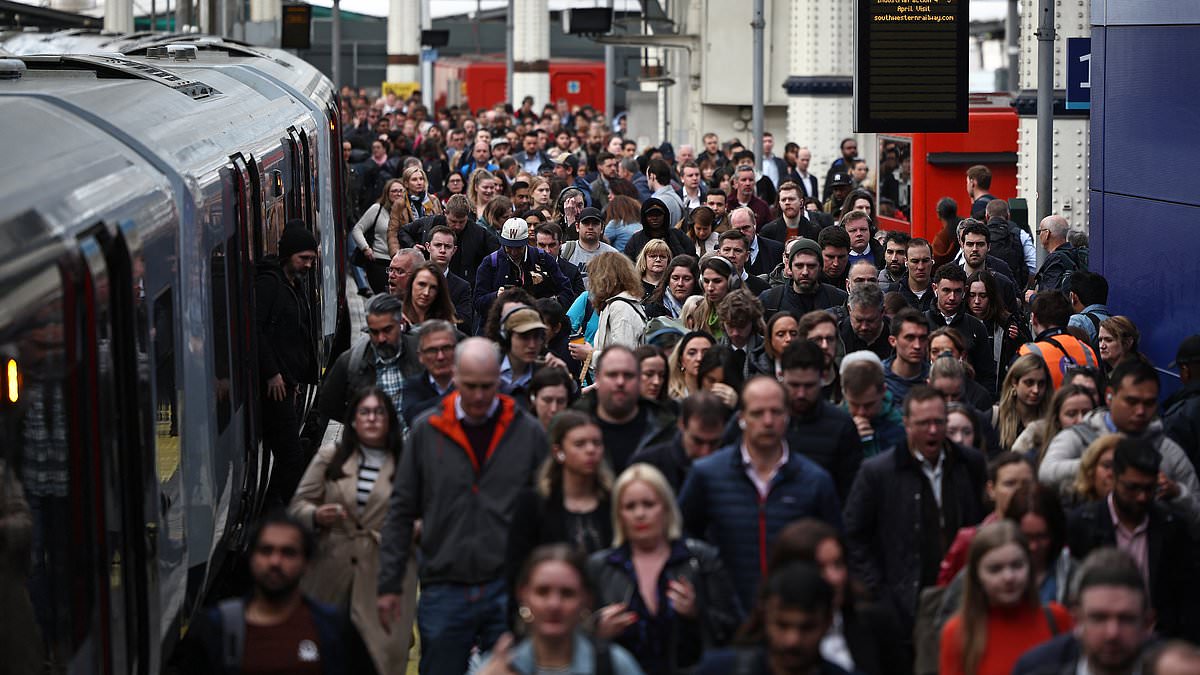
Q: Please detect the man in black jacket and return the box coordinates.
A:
[1066,437,1200,642]
[843,385,986,635]
[924,263,997,394]
[840,282,892,360]
[760,182,821,244]
[728,206,785,278]
[533,223,585,299]
[1164,335,1200,466]
[896,238,937,312]
[722,340,863,501]
[398,319,458,427]
[396,194,498,285]
[572,346,677,472]
[629,392,727,494]
[1027,214,1084,300]
[424,225,475,332]
[759,238,848,317]
[256,223,320,505]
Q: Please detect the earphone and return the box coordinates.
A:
[738,419,747,430]
[556,453,565,462]
[498,304,533,342]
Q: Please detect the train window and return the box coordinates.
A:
[0,273,88,668]
[225,234,246,413]
[153,289,179,482]
[876,136,912,220]
[210,245,232,432]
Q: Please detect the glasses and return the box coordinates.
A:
[647,253,669,260]
[356,406,387,418]
[387,266,408,277]
[420,345,455,357]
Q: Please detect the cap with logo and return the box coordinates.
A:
[499,218,531,247]
[829,172,852,187]
[503,307,549,335]
[491,137,510,149]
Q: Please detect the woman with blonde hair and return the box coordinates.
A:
[1010,384,1095,464]
[466,168,500,219]
[587,464,740,674]
[386,165,443,255]
[1070,433,1119,504]
[991,354,1052,453]
[589,252,649,354]
[528,175,553,212]
[1097,315,1141,376]
[353,177,403,292]
[634,238,672,299]
[939,521,1072,675]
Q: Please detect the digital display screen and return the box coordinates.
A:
[854,0,969,133]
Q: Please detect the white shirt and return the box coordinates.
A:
[740,442,790,498]
[913,448,945,508]
[820,611,856,672]
[762,154,780,187]
[454,394,500,424]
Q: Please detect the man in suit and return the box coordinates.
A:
[424,225,475,332]
[794,146,819,201]
[760,131,789,190]
[728,206,784,278]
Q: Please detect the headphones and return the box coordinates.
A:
[704,255,742,291]
[498,304,532,343]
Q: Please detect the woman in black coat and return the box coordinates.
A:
[505,410,612,624]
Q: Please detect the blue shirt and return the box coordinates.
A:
[883,356,930,403]
[1068,304,1112,341]
[477,632,646,675]
[567,291,601,344]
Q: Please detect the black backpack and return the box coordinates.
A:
[986,218,1028,288]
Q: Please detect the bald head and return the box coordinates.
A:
[1040,214,1070,247]
[455,337,501,374]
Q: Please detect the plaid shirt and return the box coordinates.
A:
[374,352,406,433]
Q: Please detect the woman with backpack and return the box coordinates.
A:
[589,252,649,355]
[477,544,645,675]
[939,521,1072,675]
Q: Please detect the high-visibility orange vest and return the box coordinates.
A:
[1019,332,1098,389]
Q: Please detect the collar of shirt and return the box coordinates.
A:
[748,234,759,261]
[1107,492,1149,536]
[499,356,533,387]
[373,343,402,365]
[739,441,790,497]
[939,313,958,325]
[428,373,452,396]
[454,394,499,424]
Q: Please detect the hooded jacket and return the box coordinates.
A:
[1039,408,1200,526]
[254,256,317,385]
[623,197,693,261]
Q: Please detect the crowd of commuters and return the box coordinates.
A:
[183,89,1200,675]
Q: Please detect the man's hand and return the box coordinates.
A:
[267,374,286,401]
[541,353,568,371]
[1158,473,1181,501]
[852,415,875,440]
[362,248,375,261]
[377,593,404,632]
[314,504,345,527]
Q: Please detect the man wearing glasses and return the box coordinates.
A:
[319,293,423,431]
[1026,214,1085,302]
[399,319,460,427]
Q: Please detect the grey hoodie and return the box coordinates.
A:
[1039,408,1200,526]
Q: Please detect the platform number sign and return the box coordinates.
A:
[1066,37,1091,111]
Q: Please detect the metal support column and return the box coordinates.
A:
[506,0,515,104]
[1035,0,1055,222]
[751,0,765,174]
[1006,0,1020,91]
[331,0,342,90]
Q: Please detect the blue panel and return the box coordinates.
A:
[1098,0,1200,26]
[1099,193,1200,373]
[1089,189,1104,272]
[1101,25,1200,208]
[1089,28,1105,193]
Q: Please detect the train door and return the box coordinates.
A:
[76,222,157,675]
[231,154,268,515]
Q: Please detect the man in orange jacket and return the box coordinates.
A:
[1018,291,1098,389]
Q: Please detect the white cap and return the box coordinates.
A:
[499,217,530,247]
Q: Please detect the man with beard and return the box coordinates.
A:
[693,563,854,675]
[319,293,423,429]
[1066,437,1200,642]
[878,231,910,287]
[759,238,848,317]
[680,376,843,610]
[176,512,375,674]
[761,182,821,244]
[256,223,321,505]
[817,226,851,289]
[571,345,676,472]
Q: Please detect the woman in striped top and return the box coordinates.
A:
[290,386,413,674]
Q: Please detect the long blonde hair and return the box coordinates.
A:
[996,354,1052,451]
[1073,433,1120,502]
[1036,384,1095,464]
[610,463,682,547]
[957,521,1037,675]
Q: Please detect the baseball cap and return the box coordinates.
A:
[644,316,685,345]
[578,207,602,224]
[491,137,510,149]
[554,153,579,170]
[499,217,530,247]
[829,172,852,187]
[1171,335,1200,368]
[503,307,548,335]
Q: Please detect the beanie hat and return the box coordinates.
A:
[278,224,319,259]
[786,237,821,264]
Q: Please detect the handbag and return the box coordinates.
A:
[352,205,386,266]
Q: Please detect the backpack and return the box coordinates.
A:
[602,295,648,346]
[1082,311,1106,356]
[986,218,1028,288]
[217,598,246,673]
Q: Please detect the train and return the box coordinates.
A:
[0,30,348,674]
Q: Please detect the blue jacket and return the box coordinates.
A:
[473,245,575,317]
[678,445,843,610]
